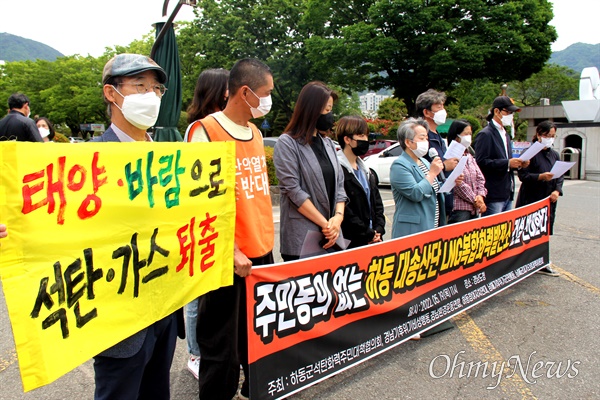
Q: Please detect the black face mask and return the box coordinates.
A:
[316,112,334,131]
[351,139,370,156]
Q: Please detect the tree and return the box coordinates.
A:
[320,0,556,113]
[507,64,578,107]
[0,36,155,135]
[376,97,407,121]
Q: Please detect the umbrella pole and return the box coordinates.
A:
[151,0,185,59]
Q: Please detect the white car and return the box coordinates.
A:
[362,142,403,185]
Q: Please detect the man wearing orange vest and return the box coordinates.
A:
[187,58,275,400]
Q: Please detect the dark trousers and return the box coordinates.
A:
[93,313,178,400]
[197,252,274,400]
[448,210,478,224]
[549,201,557,235]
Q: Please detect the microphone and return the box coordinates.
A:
[428,148,439,159]
[428,147,446,181]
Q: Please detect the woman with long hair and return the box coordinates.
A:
[34,116,55,142]
[273,81,347,261]
[184,68,229,142]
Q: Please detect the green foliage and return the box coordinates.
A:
[508,64,578,106]
[326,0,556,113]
[0,36,155,134]
[0,1,561,143]
[333,90,362,118]
[457,114,482,140]
[515,120,528,141]
[264,146,278,186]
[178,111,189,135]
[0,56,107,133]
[376,98,407,121]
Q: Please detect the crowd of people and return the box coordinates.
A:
[0,53,567,399]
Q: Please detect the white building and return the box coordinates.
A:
[360,92,390,116]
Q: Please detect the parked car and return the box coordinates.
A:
[263,136,278,148]
[361,139,397,159]
[362,142,403,185]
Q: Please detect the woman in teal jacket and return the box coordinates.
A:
[390,118,446,238]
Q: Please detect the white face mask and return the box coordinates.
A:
[38,127,50,139]
[113,87,161,130]
[411,140,429,158]
[432,109,447,126]
[501,113,513,126]
[540,137,554,148]
[245,88,272,118]
[459,134,472,148]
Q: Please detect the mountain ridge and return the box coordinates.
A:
[0,32,64,62]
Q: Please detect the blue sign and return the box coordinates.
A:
[261,119,271,129]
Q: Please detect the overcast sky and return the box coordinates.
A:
[1,0,598,57]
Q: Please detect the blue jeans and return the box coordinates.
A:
[483,199,512,216]
[184,299,201,357]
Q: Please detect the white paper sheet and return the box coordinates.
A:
[518,141,545,162]
[443,140,467,160]
[549,161,576,179]
[439,155,468,193]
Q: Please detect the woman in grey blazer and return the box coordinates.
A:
[390,118,446,238]
[273,81,347,261]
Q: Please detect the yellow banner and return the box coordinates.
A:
[0,141,236,391]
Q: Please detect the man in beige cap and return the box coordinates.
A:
[93,54,183,400]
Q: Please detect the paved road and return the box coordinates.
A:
[1,180,599,399]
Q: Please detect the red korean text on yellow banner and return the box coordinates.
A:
[0,141,236,391]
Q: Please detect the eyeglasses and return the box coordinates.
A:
[118,82,167,97]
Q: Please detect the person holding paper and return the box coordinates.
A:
[390,118,445,237]
[446,120,487,223]
[474,96,529,215]
[274,81,347,261]
[516,121,563,276]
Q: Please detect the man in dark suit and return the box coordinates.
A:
[474,96,529,216]
[92,53,182,400]
[0,93,44,142]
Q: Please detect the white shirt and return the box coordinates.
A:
[110,123,153,142]
[185,111,255,142]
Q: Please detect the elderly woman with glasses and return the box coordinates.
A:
[390,118,446,238]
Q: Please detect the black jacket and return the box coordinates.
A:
[474,122,515,202]
[0,110,43,142]
[516,147,563,207]
[339,160,386,249]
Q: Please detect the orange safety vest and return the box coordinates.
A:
[190,115,274,258]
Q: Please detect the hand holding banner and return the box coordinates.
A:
[0,141,236,391]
